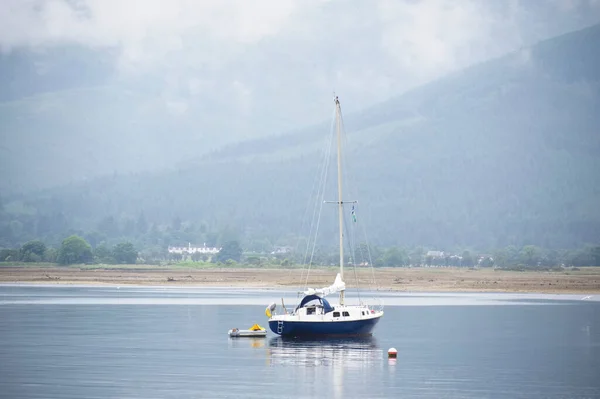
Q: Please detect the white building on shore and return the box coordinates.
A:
[168,243,221,255]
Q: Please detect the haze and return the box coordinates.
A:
[0,0,599,264]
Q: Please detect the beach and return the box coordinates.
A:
[1,265,599,294]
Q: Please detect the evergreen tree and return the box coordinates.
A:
[57,235,93,265]
[215,241,242,263]
[112,242,138,264]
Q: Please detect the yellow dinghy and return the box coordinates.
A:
[228,324,267,338]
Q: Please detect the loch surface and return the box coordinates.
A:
[0,285,598,398]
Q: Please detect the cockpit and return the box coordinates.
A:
[294,294,335,316]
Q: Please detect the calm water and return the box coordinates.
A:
[0,285,599,399]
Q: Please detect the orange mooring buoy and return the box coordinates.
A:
[388,347,397,358]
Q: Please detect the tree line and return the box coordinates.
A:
[0,236,137,265]
[282,244,600,268]
[1,234,599,268]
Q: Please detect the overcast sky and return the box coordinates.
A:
[2,0,600,137]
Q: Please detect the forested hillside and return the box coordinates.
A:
[1,24,599,254]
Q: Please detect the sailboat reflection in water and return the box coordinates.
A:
[267,336,382,368]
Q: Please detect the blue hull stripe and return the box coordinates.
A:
[269,317,380,337]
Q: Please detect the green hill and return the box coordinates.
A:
[2,24,599,250]
[0,84,251,193]
[0,47,305,193]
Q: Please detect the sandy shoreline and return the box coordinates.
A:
[1,266,599,294]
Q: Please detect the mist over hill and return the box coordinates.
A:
[2,1,599,194]
[2,24,599,252]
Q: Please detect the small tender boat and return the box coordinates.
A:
[228,324,267,338]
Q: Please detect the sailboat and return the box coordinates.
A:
[266,96,384,337]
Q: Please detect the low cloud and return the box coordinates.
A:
[1,0,599,129]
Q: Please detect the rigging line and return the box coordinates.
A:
[338,100,358,237]
[336,100,367,298]
[296,110,336,284]
[306,111,335,261]
[337,104,351,198]
[304,169,328,291]
[353,204,376,292]
[339,105,380,297]
[344,207,357,271]
[297,176,318,284]
[342,210,362,304]
[303,106,337,290]
[351,207,372,296]
[336,100,371,303]
[350,203,374,294]
[361,219,380,294]
[293,139,325,258]
[355,232,374,293]
[292,156,323,282]
[338,102,380,299]
[300,108,336,267]
[347,213,377,302]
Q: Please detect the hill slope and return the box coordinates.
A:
[0,47,323,193]
[3,24,600,250]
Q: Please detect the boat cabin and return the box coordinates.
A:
[290,294,375,321]
[294,294,334,316]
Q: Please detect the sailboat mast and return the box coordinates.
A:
[335,96,345,306]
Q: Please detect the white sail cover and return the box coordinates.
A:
[303,273,345,297]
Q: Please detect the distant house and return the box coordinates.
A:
[477,254,494,266]
[426,251,445,258]
[168,243,221,255]
[271,246,293,255]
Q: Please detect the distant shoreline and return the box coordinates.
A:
[1,265,599,294]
